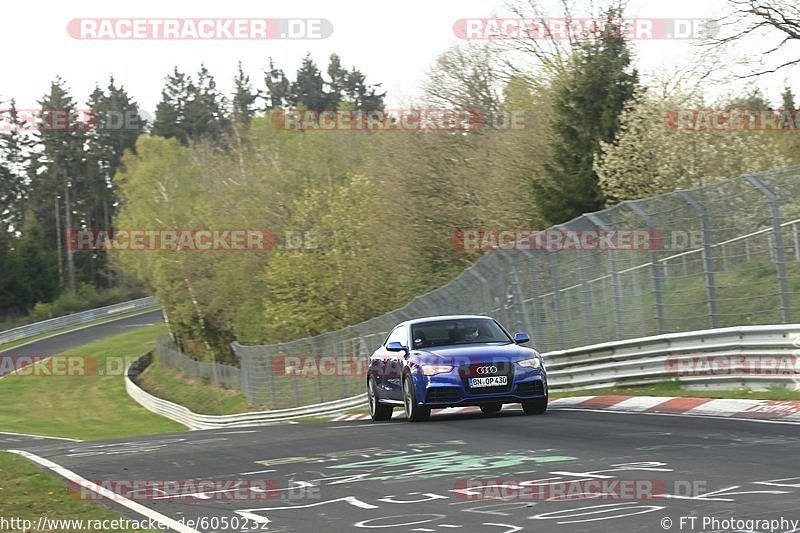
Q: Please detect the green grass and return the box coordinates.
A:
[135,356,250,415]
[0,452,159,532]
[552,381,800,401]
[0,323,184,440]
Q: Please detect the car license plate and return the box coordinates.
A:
[469,375,508,388]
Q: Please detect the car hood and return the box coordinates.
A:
[411,342,537,366]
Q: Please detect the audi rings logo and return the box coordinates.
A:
[476,365,498,375]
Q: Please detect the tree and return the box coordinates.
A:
[83,78,145,286]
[14,212,59,307]
[231,61,258,124]
[263,58,290,109]
[152,67,190,143]
[152,66,230,145]
[710,1,800,77]
[725,86,772,109]
[290,54,328,110]
[595,89,788,203]
[184,64,230,142]
[533,9,639,223]
[344,68,385,112]
[0,99,35,229]
[423,43,502,121]
[781,85,796,109]
[31,77,87,293]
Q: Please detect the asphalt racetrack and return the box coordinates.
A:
[0,309,164,377]
[6,408,800,533]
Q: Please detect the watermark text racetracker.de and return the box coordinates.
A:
[664,354,800,377]
[454,18,718,40]
[453,478,711,501]
[1,355,144,378]
[451,228,739,252]
[68,18,333,40]
[664,108,800,131]
[0,108,146,132]
[271,108,499,132]
[66,228,319,252]
[68,478,318,502]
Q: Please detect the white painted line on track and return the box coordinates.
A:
[238,469,276,476]
[0,431,81,442]
[8,449,200,533]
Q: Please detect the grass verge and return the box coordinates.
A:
[0,452,159,532]
[135,355,249,415]
[0,323,184,440]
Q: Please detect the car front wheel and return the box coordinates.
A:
[403,374,430,422]
[368,377,394,421]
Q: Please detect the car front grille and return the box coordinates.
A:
[426,387,462,403]
[517,380,544,396]
[458,361,514,394]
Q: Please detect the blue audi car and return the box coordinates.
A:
[366,315,547,421]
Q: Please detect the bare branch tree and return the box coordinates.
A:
[707,0,800,78]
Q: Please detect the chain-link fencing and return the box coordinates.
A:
[159,166,800,407]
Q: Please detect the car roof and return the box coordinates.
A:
[401,315,495,327]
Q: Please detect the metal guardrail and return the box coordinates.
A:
[128,325,800,427]
[124,353,367,429]
[0,297,158,346]
[546,324,800,391]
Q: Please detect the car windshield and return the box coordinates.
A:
[410,318,512,349]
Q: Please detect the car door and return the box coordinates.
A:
[380,325,408,400]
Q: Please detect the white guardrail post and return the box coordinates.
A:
[125,354,367,429]
[0,297,158,346]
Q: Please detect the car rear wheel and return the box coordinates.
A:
[368,377,393,421]
[403,374,430,422]
[480,402,503,415]
[521,397,548,415]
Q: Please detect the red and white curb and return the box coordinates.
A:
[329,395,800,422]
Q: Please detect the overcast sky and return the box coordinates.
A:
[4,0,799,114]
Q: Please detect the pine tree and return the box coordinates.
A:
[152,67,190,143]
[153,66,230,144]
[263,58,290,109]
[344,68,385,111]
[31,78,87,293]
[0,99,35,229]
[184,64,230,142]
[84,78,144,286]
[231,61,258,124]
[290,54,328,110]
[781,85,796,110]
[534,9,638,224]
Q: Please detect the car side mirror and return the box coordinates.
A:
[514,332,530,344]
[386,342,406,352]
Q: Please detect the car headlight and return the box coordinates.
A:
[518,357,542,369]
[422,364,453,376]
